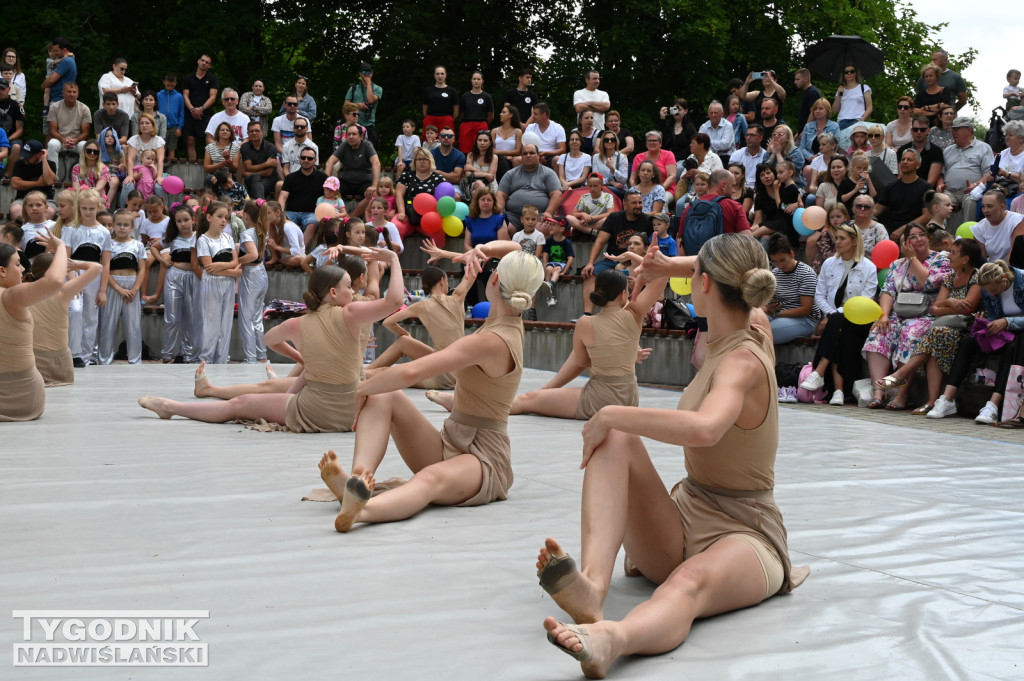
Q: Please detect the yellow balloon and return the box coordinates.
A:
[442,215,464,237]
[843,296,883,325]
[669,277,691,295]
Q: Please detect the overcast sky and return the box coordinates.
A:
[907,0,1008,123]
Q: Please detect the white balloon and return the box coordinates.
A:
[522,131,542,150]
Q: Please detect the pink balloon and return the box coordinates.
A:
[162,175,185,195]
[871,240,900,270]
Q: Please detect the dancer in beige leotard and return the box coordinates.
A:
[29,254,102,386]
[316,243,543,531]
[0,234,68,421]
[139,248,403,431]
[535,235,809,678]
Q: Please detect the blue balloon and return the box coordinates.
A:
[792,208,813,236]
[686,303,695,317]
[471,302,490,318]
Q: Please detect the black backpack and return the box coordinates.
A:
[682,195,726,256]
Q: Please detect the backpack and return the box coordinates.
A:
[682,195,726,256]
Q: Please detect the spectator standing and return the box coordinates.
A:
[941,116,995,228]
[913,64,955,125]
[344,62,382,148]
[738,70,786,123]
[457,70,493,154]
[182,55,219,162]
[793,68,821,141]
[573,69,610,131]
[504,69,539,128]
[1,48,25,101]
[0,76,25,180]
[283,76,317,124]
[239,79,273,136]
[422,66,458,144]
[832,66,872,130]
[157,74,184,161]
[915,49,968,112]
[40,38,76,107]
[97,57,139,118]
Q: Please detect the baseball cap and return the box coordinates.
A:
[23,139,44,155]
[0,77,8,89]
[652,213,671,223]
[359,62,373,73]
[323,176,340,191]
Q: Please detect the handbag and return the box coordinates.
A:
[662,298,694,330]
[930,314,971,329]
[892,269,930,318]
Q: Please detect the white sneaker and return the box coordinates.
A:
[975,401,999,424]
[547,296,558,307]
[542,281,553,296]
[926,396,958,419]
[829,390,845,406]
[800,372,824,392]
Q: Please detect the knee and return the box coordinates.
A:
[655,561,705,603]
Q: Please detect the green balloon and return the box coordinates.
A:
[437,196,457,217]
[956,221,976,239]
[454,201,470,220]
[877,267,889,290]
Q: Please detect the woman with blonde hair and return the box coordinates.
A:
[536,234,807,677]
[316,243,543,532]
[799,98,840,156]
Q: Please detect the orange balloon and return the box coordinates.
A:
[802,205,827,231]
[314,203,338,221]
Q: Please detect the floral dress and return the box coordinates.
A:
[910,270,979,373]
[862,251,952,365]
[71,164,113,205]
[811,228,837,274]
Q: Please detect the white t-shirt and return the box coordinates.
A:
[557,153,590,183]
[572,88,610,130]
[835,84,872,121]
[98,72,138,118]
[971,211,1024,262]
[136,216,169,243]
[196,232,235,261]
[394,134,421,163]
[513,229,546,254]
[20,221,55,251]
[282,221,305,256]
[374,221,404,253]
[525,121,567,153]
[206,110,251,142]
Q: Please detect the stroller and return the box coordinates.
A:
[986,106,1007,153]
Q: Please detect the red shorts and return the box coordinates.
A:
[457,121,490,153]
[423,115,455,141]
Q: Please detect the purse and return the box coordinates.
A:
[931,314,971,329]
[892,269,930,318]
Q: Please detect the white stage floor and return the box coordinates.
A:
[3,365,1023,679]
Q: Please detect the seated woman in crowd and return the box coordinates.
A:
[875,238,983,414]
[862,223,952,409]
[461,129,499,200]
[751,162,801,242]
[927,260,1024,424]
[765,125,807,188]
[629,131,675,193]
[631,160,666,216]
[764,234,819,344]
[848,195,888,257]
[123,113,166,204]
[591,130,628,198]
[728,162,754,218]
[203,122,239,180]
[131,91,167,140]
[492,103,523,166]
[885,96,915,149]
[799,222,878,404]
[929,104,956,149]
[394,147,446,238]
[810,144,849,210]
[867,124,897,176]
[556,131,591,193]
[71,140,114,208]
[574,111,601,156]
[977,120,1024,201]
[799,98,840,157]
[604,110,634,156]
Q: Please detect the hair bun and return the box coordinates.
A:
[507,291,533,312]
[740,267,776,309]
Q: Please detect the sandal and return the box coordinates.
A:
[867,390,885,409]
[911,404,933,416]
[998,416,1024,429]
[874,374,907,390]
[885,401,907,411]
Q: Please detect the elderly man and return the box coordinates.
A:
[580,190,652,315]
[729,123,767,188]
[496,143,561,228]
[205,88,249,143]
[325,124,380,217]
[940,116,995,228]
[897,115,943,186]
[698,101,734,158]
[525,102,566,165]
[573,69,610,130]
[239,121,279,199]
[916,49,968,112]
[875,148,931,236]
[46,82,90,167]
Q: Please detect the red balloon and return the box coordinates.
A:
[871,240,899,270]
[420,211,443,235]
[412,193,437,216]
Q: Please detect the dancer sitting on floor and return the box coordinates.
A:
[0,233,68,422]
[139,247,403,432]
[316,243,543,532]
[535,235,808,679]
[506,268,659,419]
[363,263,477,389]
[29,254,102,386]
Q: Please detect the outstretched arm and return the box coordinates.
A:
[540,323,591,389]
[58,261,102,305]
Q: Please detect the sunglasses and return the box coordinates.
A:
[439,133,454,139]
[223,97,237,101]
[897,105,911,110]
[912,127,929,132]
[300,156,316,161]
[868,133,882,138]
[843,69,856,74]
[603,138,616,142]
[85,148,99,155]
[293,125,307,129]
[285,102,298,106]
[854,204,872,210]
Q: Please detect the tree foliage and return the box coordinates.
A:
[4,0,974,155]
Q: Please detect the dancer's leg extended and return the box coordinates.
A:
[139,392,290,424]
[511,387,582,417]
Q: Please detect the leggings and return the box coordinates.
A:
[947,333,1021,398]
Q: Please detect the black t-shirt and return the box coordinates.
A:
[423,85,458,116]
[330,140,377,185]
[798,86,822,131]
[240,140,275,173]
[460,91,494,122]
[183,71,220,114]
[835,177,858,214]
[503,88,539,121]
[13,159,57,199]
[281,169,328,212]
[897,142,944,184]
[878,177,931,233]
[0,96,25,136]
[601,211,652,257]
[397,169,444,215]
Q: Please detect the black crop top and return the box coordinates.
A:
[110,251,139,272]
[170,248,193,264]
[71,243,102,263]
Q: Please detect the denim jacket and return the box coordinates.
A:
[980,267,1024,331]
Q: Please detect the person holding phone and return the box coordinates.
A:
[736,70,787,124]
[344,62,382,148]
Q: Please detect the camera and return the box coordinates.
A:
[668,106,680,116]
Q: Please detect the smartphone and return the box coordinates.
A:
[751,71,765,80]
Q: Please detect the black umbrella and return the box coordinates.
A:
[805,35,885,81]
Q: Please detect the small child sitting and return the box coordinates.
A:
[422,125,440,152]
[541,217,575,307]
[651,212,677,256]
[317,176,348,215]
[565,171,615,237]
[210,168,249,211]
[394,119,421,177]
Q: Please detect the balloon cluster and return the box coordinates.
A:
[792,205,827,236]
[869,239,899,289]
[413,183,471,241]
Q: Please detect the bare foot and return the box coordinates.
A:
[194,361,210,398]
[537,537,604,624]
[425,390,453,412]
[318,450,349,502]
[543,617,614,679]
[265,363,278,380]
[335,468,375,532]
[138,396,174,419]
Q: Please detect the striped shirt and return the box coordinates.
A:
[771,261,820,321]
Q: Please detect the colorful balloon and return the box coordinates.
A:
[871,240,899,270]
[669,277,692,295]
[162,175,185,195]
[843,296,883,325]
[793,208,813,236]
[471,302,490,318]
[434,182,456,199]
[802,205,827,231]
[437,196,457,217]
[314,203,338,221]
[956,221,977,239]
[453,201,470,220]
[412,192,437,215]
[420,211,443,235]
[442,215,464,237]
[877,267,889,290]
